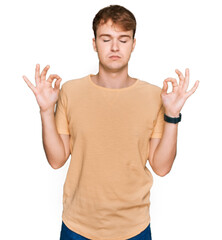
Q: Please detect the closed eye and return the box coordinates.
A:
[103,40,110,42]
[120,40,127,43]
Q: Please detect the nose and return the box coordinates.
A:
[111,39,119,52]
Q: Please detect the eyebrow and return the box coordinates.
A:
[99,34,132,39]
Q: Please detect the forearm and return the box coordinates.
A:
[40,108,66,169]
[150,67,199,176]
[151,122,178,176]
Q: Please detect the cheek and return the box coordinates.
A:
[97,45,110,58]
[97,49,107,62]
[123,46,133,58]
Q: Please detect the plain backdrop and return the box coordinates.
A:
[0,0,221,239]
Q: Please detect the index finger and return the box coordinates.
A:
[164,77,179,93]
[47,74,62,84]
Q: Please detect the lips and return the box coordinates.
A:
[109,55,121,60]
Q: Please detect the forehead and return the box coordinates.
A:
[97,19,133,37]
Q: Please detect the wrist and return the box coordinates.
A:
[40,106,55,115]
[164,111,180,118]
[164,112,182,124]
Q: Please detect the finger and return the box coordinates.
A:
[161,80,168,95]
[185,80,199,99]
[35,64,41,85]
[175,69,185,87]
[40,65,50,81]
[47,74,61,84]
[164,78,178,92]
[23,75,37,94]
[183,68,190,91]
[54,78,62,90]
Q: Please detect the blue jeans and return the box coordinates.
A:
[60,221,152,240]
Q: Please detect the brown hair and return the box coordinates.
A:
[92,5,137,39]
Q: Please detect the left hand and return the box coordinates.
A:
[161,68,199,117]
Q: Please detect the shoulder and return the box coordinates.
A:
[138,79,162,95]
[60,75,89,94]
[61,75,88,89]
[137,79,163,108]
[139,79,161,90]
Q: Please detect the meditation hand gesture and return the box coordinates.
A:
[161,68,199,117]
[23,64,62,113]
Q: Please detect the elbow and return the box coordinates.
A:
[156,169,171,177]
[155,156,176,177]
[153,165,172,177]
[50,164,62,170]
[48,159,65,170]
[46,153,68,170]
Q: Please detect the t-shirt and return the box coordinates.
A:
[54,74,165,240]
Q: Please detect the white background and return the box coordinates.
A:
[0,0,221,239]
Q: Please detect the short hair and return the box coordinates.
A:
[92,5,137,39]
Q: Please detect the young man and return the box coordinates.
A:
[23,5,199,240]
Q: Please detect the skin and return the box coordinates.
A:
[23,65,70,168]
[23,19,199,175]
[151,69,199,176]
[91,19,137,89]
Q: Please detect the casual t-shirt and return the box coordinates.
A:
[54,74,165,240]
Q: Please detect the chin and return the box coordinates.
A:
[101,62,128,72]
[107,66,127,73]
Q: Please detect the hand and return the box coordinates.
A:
[23,64,62,112]
[161,68,199,117]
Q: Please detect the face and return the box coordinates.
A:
[93,19,136,72]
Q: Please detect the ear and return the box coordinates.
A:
[131,38,136,52]
[92,38,97,52]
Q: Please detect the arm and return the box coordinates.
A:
[23,64,70,169]
[40,109,70,169]
[148,123,177,177]
[148,68,199,177]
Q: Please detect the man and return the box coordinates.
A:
[23,5,199,240]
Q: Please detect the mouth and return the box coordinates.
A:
[109,55,121,60]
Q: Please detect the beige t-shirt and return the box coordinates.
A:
[54,74,164,240]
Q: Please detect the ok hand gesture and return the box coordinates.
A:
[161,68,199,117]
[23,64,62,113]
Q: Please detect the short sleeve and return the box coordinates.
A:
[54,85,70,135]
[151,104,165,138]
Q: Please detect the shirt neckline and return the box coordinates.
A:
[88,74,140,91]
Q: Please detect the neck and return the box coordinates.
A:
[92,63,135,89]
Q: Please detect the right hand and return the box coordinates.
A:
[23,64,62,113]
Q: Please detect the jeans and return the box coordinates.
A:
[60,221,152,240]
